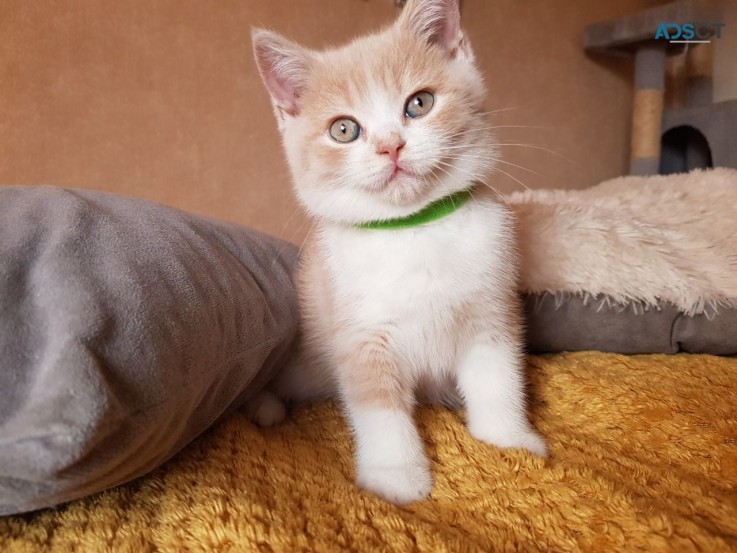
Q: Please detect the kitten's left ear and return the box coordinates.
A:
[399,0,472,59]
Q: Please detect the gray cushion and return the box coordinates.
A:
[525,293,737,355]
[0,186,298,515]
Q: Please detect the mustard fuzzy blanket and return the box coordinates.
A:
[2,352,736,552]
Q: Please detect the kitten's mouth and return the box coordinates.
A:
[385,164,416,185]
[375,164,430,205]
[389,166,404,180]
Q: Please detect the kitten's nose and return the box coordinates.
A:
[377,136,405,163]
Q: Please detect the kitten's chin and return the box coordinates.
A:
[376,174,429,206]
[297,167,470,226]
[366,166,432,206]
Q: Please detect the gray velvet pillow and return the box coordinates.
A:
[0,186,298,515]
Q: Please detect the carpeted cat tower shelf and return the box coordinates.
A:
[584,0,737,176]
[509,168,737,355]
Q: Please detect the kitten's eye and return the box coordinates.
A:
[405,91,434,118]
[329,117,361,143]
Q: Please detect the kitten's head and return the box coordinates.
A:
[253,0,494,225]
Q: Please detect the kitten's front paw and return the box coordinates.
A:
[470,424,548,457]
[243,390,287,428]
[356,463,433,505]
[511,430,548,457]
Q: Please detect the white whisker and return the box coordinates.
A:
[492,143,573,163]
[440,152,540,177]
[478,106,520,117]
[433,159,512,206]
[490,165,531,192]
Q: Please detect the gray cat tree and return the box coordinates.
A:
[584,0,737,175]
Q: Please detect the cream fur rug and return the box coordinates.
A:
[507,168,737,316]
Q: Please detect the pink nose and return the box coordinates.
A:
[377,139,405,163]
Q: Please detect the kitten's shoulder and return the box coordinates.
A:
[295,232,333,308]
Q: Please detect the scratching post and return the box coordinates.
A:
[584,0,736,175]
[665,52,687,109]
[685,43,714,107]
[631,44,666,175]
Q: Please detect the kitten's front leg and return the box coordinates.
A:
[458,340,548,457]
[338,341,432,504]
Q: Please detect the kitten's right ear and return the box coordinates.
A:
[252,29,312,118]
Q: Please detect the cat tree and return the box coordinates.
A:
[584,0,737,175]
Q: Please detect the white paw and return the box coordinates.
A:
[244,390,287,428]
[470,425,548,457]
[356,463,433,505]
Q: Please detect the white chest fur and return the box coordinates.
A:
[319,197,515,374]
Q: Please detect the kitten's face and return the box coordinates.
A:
[254,0,493,224]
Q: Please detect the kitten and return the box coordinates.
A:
[248,0,547,504]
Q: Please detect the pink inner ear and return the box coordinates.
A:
[253,32,310,116]
[429,2,461,50]
[402,0,461,53]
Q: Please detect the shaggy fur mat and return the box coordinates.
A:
[509,168,737,316]
[2,352,736,552]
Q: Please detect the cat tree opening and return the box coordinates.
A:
[659,125,713,175]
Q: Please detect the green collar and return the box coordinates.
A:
[356,187,475,230]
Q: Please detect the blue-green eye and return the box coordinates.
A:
[329,117,360,143]
[405,91,434,118]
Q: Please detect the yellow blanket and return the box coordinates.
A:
[2,352,736,552]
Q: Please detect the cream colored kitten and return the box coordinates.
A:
[248,0,547,504]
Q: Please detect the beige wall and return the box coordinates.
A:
[1,0,668,242]
[714,0,737,103]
